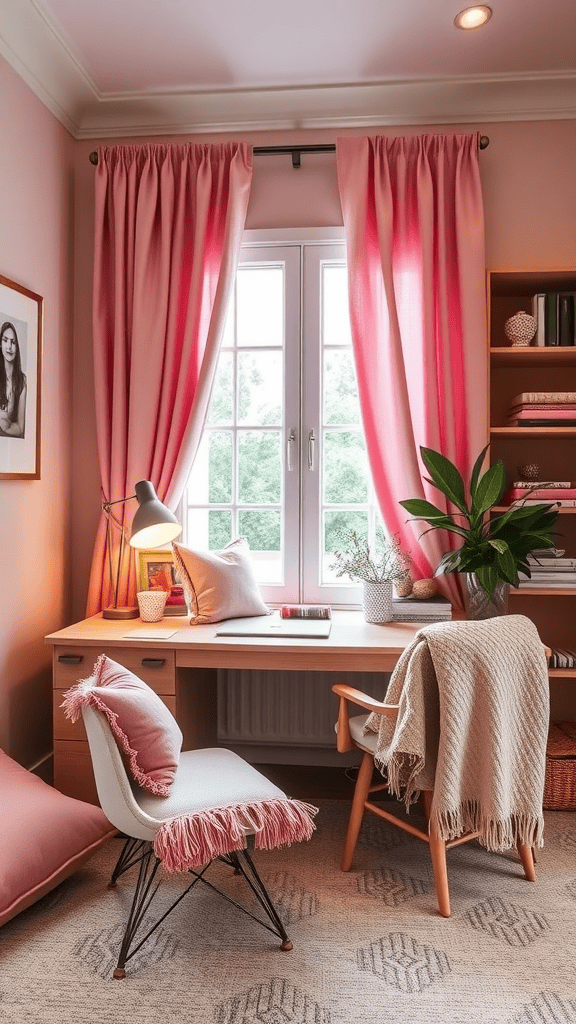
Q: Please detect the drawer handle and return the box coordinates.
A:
[141,658,165,668]
[58,655,84,664]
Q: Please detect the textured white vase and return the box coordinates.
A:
[362,581,393,624]
[504,311,537,347]
[137,590,168,622]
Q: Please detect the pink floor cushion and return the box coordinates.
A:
[0,748,115,927]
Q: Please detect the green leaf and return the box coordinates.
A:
[472,460,506,517]
[399,498,454,520]
[469,443,490,501]
[475,564,499,598]
[434,549,463,576]
[419,447,468,513]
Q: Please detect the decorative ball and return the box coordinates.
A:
[518,463,539,480]
[504,311,537,347]
[412,578,439,600]
[394,578,413,598]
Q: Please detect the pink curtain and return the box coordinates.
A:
[336,133,486,608]
[87,142,252,615]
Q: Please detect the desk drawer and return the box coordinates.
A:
[53,691,176,741]
[53,646,176,694]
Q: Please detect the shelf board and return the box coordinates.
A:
[490,346,576,366]
[490,426,576,438]
[511,587,576,596]
[548,668,576,679]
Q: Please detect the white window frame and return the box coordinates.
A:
[182,227,381,609]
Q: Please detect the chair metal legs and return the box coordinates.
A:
[108,838,292,979]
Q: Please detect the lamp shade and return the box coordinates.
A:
[129,481,182,549]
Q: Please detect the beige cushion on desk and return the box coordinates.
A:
[172,538,270,624]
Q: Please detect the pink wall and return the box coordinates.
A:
[0,58,75,768]
[71,120,576,620]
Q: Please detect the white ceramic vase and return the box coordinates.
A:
[362,581,393,624]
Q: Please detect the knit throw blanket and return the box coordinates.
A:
[364,614,549,852]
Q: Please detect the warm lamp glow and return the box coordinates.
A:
[128,480,182,549]
[454,5,492,29]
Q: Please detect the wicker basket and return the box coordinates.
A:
[543,722,576,810]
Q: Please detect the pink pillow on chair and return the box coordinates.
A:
[62,655,183,797]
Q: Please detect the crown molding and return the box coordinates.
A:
[1,1,575,140]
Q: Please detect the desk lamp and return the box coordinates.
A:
[102,480,182,619]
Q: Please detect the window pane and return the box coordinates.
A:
[221,296,235,348]
[208,432,232,503]
[322,265,352,346]
[323,349,360,425]
[237,266,283,347]
[322,510,368,584]
[238,351,282,426]
[238,431,281,504]
[186,433,209,502]
[323,430,368,504]
[208,352,233,425]
[209,510,232,550]
[239,510,282,583]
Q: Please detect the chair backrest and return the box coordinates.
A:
[81,705,159,841]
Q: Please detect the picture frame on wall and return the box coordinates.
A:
[0,274,43,480]
[136,549,187,616]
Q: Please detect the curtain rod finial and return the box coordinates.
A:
[89,151,99,165]
[479,135,489,150]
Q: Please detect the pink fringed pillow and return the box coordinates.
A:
[62,655,183,797]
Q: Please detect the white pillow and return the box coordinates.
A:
[172,538,270,624]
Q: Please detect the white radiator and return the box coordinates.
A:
[217,669,390,747]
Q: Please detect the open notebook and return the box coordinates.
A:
[216,614,332,639]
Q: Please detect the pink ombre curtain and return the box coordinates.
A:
[336,133,487,608]
[87,142,252,615]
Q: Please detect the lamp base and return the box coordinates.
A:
[102,606,139,620]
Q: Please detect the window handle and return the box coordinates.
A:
[286,428,296,472]
[308,429,316,471]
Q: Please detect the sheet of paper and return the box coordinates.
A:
[123,628,178,640]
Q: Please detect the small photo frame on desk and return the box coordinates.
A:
[136,549,187,616]
[0,274,43,479]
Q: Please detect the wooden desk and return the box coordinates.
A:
[46,612,421,804]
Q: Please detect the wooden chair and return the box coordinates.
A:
[332,683,537,918]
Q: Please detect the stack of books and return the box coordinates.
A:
[392,595,452,622]
[503,478,576,508]
[506,391,576,428]
[519,549,576,588]
[548,648,576,669]
[532,292,575,346]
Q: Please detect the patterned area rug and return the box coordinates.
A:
[1,800,576,1023]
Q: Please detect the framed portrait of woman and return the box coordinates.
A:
[0,274,43,479]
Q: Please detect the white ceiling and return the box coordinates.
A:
[1,0,575,138]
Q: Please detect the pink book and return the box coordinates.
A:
[506,488,576,501]
[509,408,576,420]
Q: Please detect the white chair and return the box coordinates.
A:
[82,705,311,978]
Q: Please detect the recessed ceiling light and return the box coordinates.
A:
[454,5,492,29]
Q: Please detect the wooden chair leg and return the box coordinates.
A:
[341,751,374,872]
[422,790,450,918]
[517,842,536,882]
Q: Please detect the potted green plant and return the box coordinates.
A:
[329,528,412,623]
[399,444,559,619]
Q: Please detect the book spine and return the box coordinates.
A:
[512,481,572,488]
[280,604,331,619]
[521,499,576,506]
[532,294,546,347]
[510,405,576,413]
[508,420,576,427]
[509,408,576,420]
[545,293,559,346]
[507,489,576,500]
[559,293,575,347]
[511,392,576,404]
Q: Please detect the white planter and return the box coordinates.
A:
[362,581,393,624]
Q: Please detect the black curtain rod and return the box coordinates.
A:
[89,135,489,169]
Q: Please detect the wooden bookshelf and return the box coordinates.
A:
[488,268,576,720]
